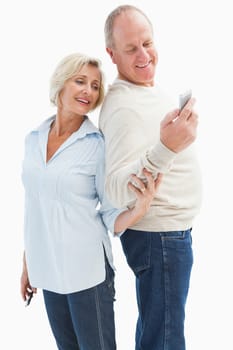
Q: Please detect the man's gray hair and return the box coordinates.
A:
[104,5,153,48]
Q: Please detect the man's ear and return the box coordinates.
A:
[106,48,116,63]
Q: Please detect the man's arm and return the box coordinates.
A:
[101,108,176,208]
[100,99,198,209]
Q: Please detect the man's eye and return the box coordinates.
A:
[144,41,153,47]
[127,48,136,53]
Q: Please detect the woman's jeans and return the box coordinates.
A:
[43,258,116,350]
[120,228,193,350]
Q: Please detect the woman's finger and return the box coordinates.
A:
[143,169,163,193]
[129,174,146,193]
[128,182,143,198]
[154,173,163,189]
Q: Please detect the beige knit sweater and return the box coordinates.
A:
[99,79,202,232]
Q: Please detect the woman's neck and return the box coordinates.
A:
[50,112,85,137]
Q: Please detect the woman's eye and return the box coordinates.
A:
[75,80,83,84]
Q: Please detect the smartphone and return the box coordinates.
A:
[179,89,192,110]
[25,291,33,307]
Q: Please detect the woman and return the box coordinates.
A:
[20,53,162,350]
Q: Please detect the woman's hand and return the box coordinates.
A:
[128,168,162,219]
[114,169,162,234]
[20,253,37,303]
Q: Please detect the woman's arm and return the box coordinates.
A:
[95,139,162,235]
[20,252,37,302]
[114,169,162,234]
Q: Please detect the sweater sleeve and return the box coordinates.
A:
[100,107,177,208]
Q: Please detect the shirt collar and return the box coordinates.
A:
[34,115,102,139]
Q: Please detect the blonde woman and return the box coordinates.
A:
[20,53,162,350]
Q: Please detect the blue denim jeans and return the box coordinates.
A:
[43,258,116,350]
[120,228,193,350]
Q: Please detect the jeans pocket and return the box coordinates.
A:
[120,229,151,276]
[161,229,193,251]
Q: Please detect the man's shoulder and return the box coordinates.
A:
[103,80,170,105]
[99,81,135,128]
[105,80,136,104]
[99,80,175,130]
[100,80,146,115]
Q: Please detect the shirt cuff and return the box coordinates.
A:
[146,140,177,173]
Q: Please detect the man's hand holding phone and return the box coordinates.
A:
[160,90,198,153]
[179,89,192,111]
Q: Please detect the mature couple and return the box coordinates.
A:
[20,5,201,350]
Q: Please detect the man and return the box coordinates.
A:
[99,5,202,350]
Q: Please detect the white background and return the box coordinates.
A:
[0,0,232,349]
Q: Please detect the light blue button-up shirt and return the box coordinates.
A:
[22,116,124,294]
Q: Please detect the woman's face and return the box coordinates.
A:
[58,64,101,117]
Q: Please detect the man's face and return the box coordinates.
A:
[107,10,158,87]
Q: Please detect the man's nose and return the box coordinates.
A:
[137,47,149,60]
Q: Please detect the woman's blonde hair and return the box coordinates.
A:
[49,53,105,110]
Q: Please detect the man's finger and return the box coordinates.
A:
[179,98,196,120]
[161,109,180,127]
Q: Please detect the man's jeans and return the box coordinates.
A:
[43,258,116,350]
[120,228,193,350]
